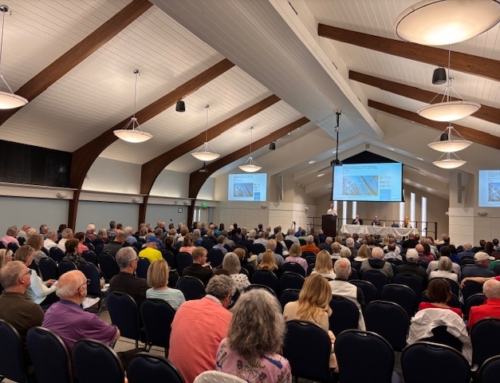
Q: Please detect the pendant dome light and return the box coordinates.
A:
[191,105,220,161]
[239,126,262,173]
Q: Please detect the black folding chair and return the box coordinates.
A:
[106,292,144,348]
[0,319,29,383]
[177,276,206,301]
[39,257,58,281]
[329,295,360,335]
[140,299,176,356]
[127,352,185,383]
[73,339,124,383]
[364,300,409,351]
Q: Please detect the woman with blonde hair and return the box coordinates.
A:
[0,249,12,268]
[14,245,58,305]
[97,228,109,244]
[258,250,279,273]
[26,234,48,265]
[284,243,307,272]
[283,273,337,369]
[275,232,289,256]
[146,259,185,309]
[179,234,195,254]
[222,252,250,293]
[216,289,291,382]
[311,250,336,279]
[352,244,371,271]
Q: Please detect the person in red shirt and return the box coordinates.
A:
[468,279,500,330]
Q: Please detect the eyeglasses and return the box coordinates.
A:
[79,279,91,289]
[130,258,139,264]
[20,270,31,278]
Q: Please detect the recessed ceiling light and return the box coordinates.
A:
[309,160,316,164]
[387,147,395,151]
[416,157,424,161]
[419,172,426,176]
[317,173,325,177]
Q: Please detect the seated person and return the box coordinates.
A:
[468,279,500,330]
[146,259,185,310]
[429,256,458,283]
[351,215,363,225]
[419,279,462,317]
[182,246,213,286]
[371,215,382,226]
[360,247,393,281]
[63,239,88,267]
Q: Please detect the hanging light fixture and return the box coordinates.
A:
[417,47,480,122]
[433,152,466,169]
[191,105,220,161]
[114,69,152,143]
[0,6,27,109]
[239,126,262,173]
[394,0,500,46]
[428,124,472,152]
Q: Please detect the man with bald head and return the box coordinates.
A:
[42,270,119,353]
[360,246,393,281]
[468,279,500,330]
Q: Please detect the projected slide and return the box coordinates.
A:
[479,170,500,207]
[332,163,403,202]
[228,173,267,201]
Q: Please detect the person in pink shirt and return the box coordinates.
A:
[1,225,20,248]
[169,275,234,383]
[74,232,89,255]
[216,288,291,383]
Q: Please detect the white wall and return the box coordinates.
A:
[150,170,189,198]
[145,205,188,228]
[84,158,141,194]
[75,201,140,233]
[198,177,215,200]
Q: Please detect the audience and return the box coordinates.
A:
[284,243,307,272]
[182,246,213,286]
[468,278,500,330]
[27,234,48,265]
[146,259,185,310]
[43,230,58,251]
[63,238,88,267]
[257,240,284,267]
[331,258,366,311]
[169,275,234,383]
[0,249,13,268]
[300,235,320,254]
[1,225,19,248]
[102,232,126,257]
[360,246,393,281]
[311,250,336,279]
[397,248,427,287]
[139,236,162,263]
[257,249,279,276]
[222,252,250,293]
[218,289,292,381]
[461,252,496,279]
[429,256,457,283]
[57,228,74,252]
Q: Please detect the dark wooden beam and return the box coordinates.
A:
[368,100,500,150]
[188,117,309,198]
[350,71,500,125]
[319,24,500,82]
[138,95,282,224]
[67,58,234,229]
[0,0,153,127]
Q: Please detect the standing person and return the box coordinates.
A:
[327,203,337,216]
[169,275,235,383]
[216,289,292,382]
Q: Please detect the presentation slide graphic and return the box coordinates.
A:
[228,173,267,201]
[479,170,500,207]
[333,163,402,202]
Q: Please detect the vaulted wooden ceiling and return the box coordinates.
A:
[3,0,500,206]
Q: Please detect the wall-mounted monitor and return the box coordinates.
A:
[228,173,267,201]
[479,170,500,207]
[332,162,403,202]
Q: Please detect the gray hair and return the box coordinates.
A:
[206,275,235,300]
[227,289,285,360]
[61,228,73,239]
[192,229,201,241]
[116,247,137,269]
[26,228,37,238]
[47,230,57,239]
[325,237,333,244]
[484,279,500,299]
[340,247,351,258]
[86,223,95,232]
[267,239,276,252]
[307,235,314,244]
[406,248,418,263]
[346,237,354,247]
[248,229,256,239]
[371,247,384,259]
[6,225,18,236]
[334,257,351,279]
[124,226,134,235]
[438,256,452,272]
[222,252,241,275]
[56,270,86,299]
[0,261,25,289]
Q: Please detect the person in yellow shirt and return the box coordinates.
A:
[138,236,162,263]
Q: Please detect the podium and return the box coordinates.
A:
[322,215,337,237]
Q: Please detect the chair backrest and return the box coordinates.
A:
[282,320,333,382]
[244,284,277,297]
[335,329,396,383]
[417,260,429,270]
[127,352,185,383]
[329,295,360,335]
[464,293,487,319]
[58,260,77,275]
[401,341,470,383]
[434,277,460,297]
[349,279,377,306]
[177,276,206,301]
[479,355,500,383]
[364,300,409,351]
[394,273,423,300]
[78,262,102,298]
[140,299,176,351]
[251,269,279,295]
[81,250,98,266]
[279,288,300,311]
[136,257,150,279]
[421,325,463,352]
[462,281,484,303]
[98,251,119,281]
[207,248,224,268]
[27,326,73,383]
[176,252,193,275]
[361,270,390,298]
[284,240,294,249]
[471,317,500,366]
[39,257,59,281]
[281,262,306,277]
[380,284,417,320]
[348,268,359,280]
[41,246,49,255]
[251,243,266,255]
[106,291,141,343]
[49,246,65,263]
[7,242,19,253]
[302,250,316,258]
[420,291,461,308]
[72,339,124,383]
[161,250,176,269]
[0,319,28,383]
[194,371,246,383]
[299,239,306,246]
[279,271,305,291]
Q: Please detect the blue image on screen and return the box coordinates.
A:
[254,192,261,201]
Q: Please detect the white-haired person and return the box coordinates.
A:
[0,248,13,268]
[222,252,250,293]
[429,256,458,283]
[217,288,292,382]
[146,259,185,310]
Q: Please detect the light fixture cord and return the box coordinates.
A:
[250,127,253,153]
[205,105,209,142]
[0,7,13,93]
[133,69,139,118]
[446,45,451,102]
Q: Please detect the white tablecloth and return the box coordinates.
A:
[340,224,418,237]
